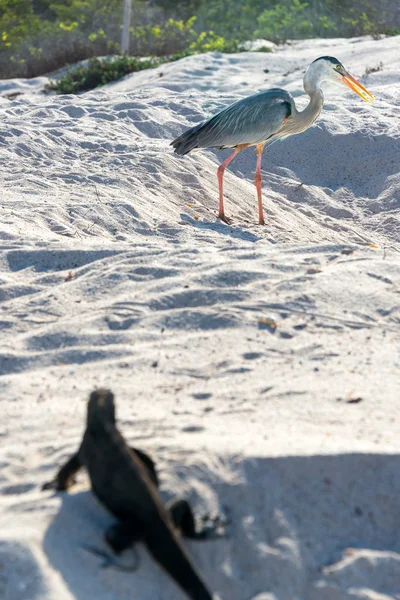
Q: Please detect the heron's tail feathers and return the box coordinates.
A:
[170,122,204,155]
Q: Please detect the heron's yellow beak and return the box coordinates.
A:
[342,72,375,102]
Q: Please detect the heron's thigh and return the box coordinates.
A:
[105,520,145,554]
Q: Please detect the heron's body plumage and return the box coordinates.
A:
[171,89,294,154]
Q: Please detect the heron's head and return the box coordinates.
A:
[305,56,374,102]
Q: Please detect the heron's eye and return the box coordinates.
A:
[336,65,341,71]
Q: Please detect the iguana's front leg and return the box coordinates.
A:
[42,451,82,491]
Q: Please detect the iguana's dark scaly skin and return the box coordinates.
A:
[43,389,214,600]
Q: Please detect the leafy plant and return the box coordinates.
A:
[384,28,400,36]
[46,27,240,95]
[189,30,240,53]
[46,55,162,94]
[254,46,273,53]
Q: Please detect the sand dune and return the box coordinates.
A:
[0,35,399,599]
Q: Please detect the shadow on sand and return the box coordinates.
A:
[179,213,267,243]
[42,453,400,600]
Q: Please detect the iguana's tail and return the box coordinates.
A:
[145,520,213,600]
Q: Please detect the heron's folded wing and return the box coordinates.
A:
[196,89,292,149]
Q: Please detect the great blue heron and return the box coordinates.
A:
[171,56,374,225]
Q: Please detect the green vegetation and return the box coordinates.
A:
[44,20,242,94]
[0,0,123,78]
[46,56,161,94]
[1,0,398,85]
[127,17,240,57]
[192,0,399,42]
[45,44,238,95]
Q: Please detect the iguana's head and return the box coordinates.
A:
[87,389,116,424]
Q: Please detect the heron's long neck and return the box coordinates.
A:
[297,79,324,131]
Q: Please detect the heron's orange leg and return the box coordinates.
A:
[217,144,248,223]
[255,143,265,225]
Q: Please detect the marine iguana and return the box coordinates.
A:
[43,389,217,600]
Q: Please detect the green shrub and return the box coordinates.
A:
[45,14,243,94]
[195,0,269,41]
[193,0,398,42]
[46,26,241,95]
[130,17,198,55]
[384,28,400,36]
[129,17,239,56]
[254,0,385,41]
[46,55,162,94]
[189,30,240,53]
[0,27,121,79]
[255,0,313,43]
[0,0,129,78]
[254,46,274,53]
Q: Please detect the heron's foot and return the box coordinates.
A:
[218,213,233,225]
[80,543,140,572]
[258,219,266,226]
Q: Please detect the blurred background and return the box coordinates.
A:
[1,0,399,81]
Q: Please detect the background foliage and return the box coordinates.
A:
[1,0,399,80]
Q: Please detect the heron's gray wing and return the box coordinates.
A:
[171,89,293,155]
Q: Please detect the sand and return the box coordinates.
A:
[0,34,399,599]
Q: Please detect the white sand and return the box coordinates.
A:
[0,35,399,599]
